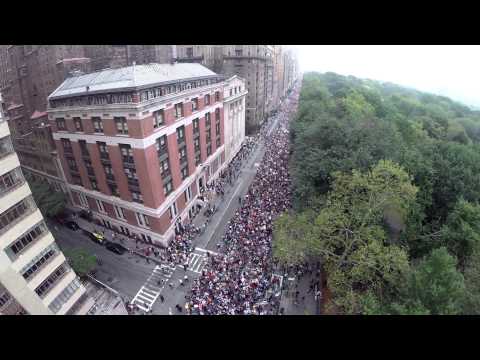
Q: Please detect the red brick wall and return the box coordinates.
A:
[199,114,207,163]
[133,145,165,209]
[103,118,116,136]
[167,132,181,189]
[185,123,196,176]
[107,144,131,201]
[71,141,92,190]
[55,139,72,184]
[87,142,110,195]
[82,117,95,134]
[150,210,171,234]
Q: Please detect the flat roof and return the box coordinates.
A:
[49,63,219,100]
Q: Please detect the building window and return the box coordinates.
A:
[132,191,143,203]
[35,263,70,298]
[184,186,192,202]
[215,108,221,121]
[193,118,199,134]
[92,117,103,133]
[186,47,193,58]
[0,196,35,235]
[179,147,187,162]
[204,94,210,105]
[61,138,72,154]
[230,89,233,97]
[108,183,119,197]
[181,166,188,180]
[205,112,211,127]
[194,138,200,152]
[7,221,48,259]
[216,122,221,134]
[156,135,167,155]
[169,202,178,219]
[115,117,128,135]
[0,168,24,196]
[153,109,164,128]
[114,205,125,220]
[96,199,106,213]
[235,49,243,56]
[21,243,59,281]
[97,142,109,159]
[195,152,201,166]
[175,103,184,119]
[159,159,170,178]
[176,126,185,142]
[0,136,14,159]
[136,212,149,228]
[191,98,199,112]
[79,140,89,156]
[91,179,98,190]
[74,117,83,132]
[49,278,81,313]
[120,144,134,164]
[56,118,66,130]
[163,179,173,196]
[215,91,220,102]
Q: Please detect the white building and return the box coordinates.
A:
[223,76,247,163]
[0,93,91,315]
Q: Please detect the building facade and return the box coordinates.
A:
[48,63,227,246]
[223,76,247,164]
[0,93,90,315]
[174,45,217,71]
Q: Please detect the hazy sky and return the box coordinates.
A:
[289,45,480,108]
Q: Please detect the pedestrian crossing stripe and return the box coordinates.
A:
[131,265,169,312]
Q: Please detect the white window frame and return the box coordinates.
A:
[95,199,106,214]
[114,205,125,220]
[135,212,150,228]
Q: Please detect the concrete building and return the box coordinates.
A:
[0,93,90,315]
[47,63,227,246]
[216,45,269,134]
[223,76,247,164]
[0,45,91,194]
[174,45,217,71]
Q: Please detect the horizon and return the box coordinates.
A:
[290,45,480,109]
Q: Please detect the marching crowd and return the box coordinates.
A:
[185,86,301,315]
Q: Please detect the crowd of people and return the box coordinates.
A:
[185,86,301,315]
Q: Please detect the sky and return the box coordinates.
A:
[288,45,480,109]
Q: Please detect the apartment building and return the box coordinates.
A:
[175,45,217,71]
[218,45,268,134]
[0,93,90,315]
[223,76,247,164]
[47,63,226,246]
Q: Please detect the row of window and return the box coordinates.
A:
[0,168,25,196]
[139,81,221,103]
[0,136,14,159]
[48,278,81,313]
[57,117,128,135]
[21,243,60,281]
[50,93,133,108]
[35,263,70,298]
[0,196,36,235]
[7,221,48,260]
[229,86,243,97]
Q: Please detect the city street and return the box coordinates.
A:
[52,222,156,304]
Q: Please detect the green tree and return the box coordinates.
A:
[441,199,480,270]
[28,177,66,218]
[64,248,97,277]
[408,247,465,315]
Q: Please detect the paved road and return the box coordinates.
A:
[52,222,156,303]
[152,114,282,315]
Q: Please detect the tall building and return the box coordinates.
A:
[84,45,175,72]
[47,63,226,245]
[0,45,91,194]
[0,92,90,315]
[217,45,268,134]
[223,76,247,164]
[175,45,217,71]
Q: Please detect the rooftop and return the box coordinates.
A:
[49,63,219,100]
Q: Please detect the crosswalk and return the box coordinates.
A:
[179,248,220,274]
[131,264,175,312]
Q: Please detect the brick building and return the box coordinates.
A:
[175,45,217,71]
[47,63,227,246]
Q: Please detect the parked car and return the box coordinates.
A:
[105,241,127,255]
[65,221,79,231]
[87,231,106,245]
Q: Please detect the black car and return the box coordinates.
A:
[65,221,79,231]
[105,241,127,255]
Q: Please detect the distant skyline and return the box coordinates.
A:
[289,45,480,109]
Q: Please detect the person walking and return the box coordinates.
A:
[160,295,165,303]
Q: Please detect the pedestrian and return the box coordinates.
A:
[184,275,189,282]
[160,295,164,303]
[179,279,184,286]
[169,282,174,289]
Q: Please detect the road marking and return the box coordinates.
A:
[131,265,168,311]
[195,247,219,256]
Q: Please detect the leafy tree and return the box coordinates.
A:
[462,249,480,314]
[407,247,465,315]
[27,177,66,218]
[64,248,97,277]
[441,199,480,270]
